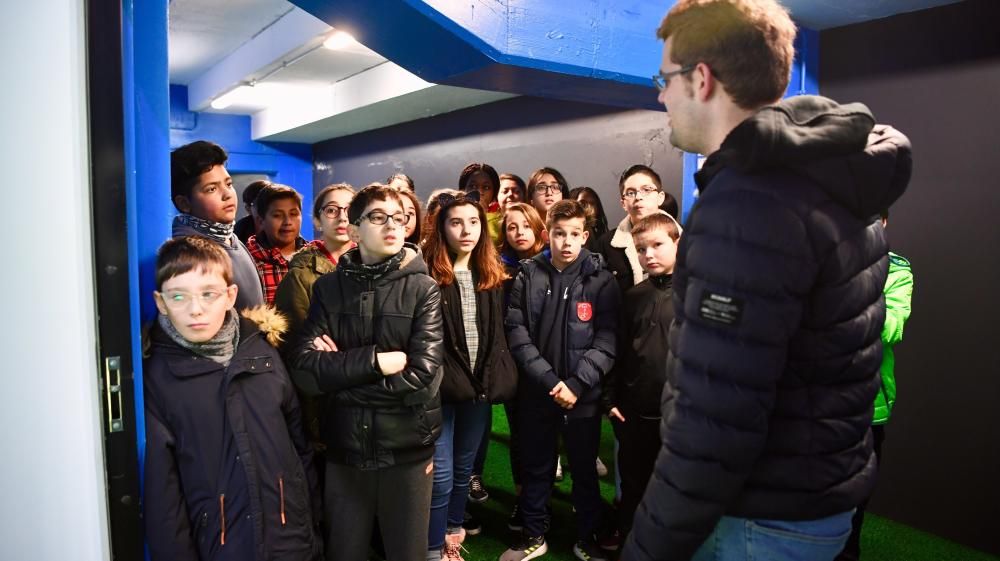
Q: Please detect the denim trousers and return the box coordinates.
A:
[427,400,492,550]
[692,510,855,561]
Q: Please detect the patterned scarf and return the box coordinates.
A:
[338,248,406,283]
[158,309,241,366]
[173,213,236,245]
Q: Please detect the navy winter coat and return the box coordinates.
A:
[624,96,911,561]
[505,249,619,418]
[143,308,321,561]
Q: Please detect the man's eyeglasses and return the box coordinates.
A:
[158,288,229,310]
[533,183,561,195]
[356,210,411,227]
[622,186,661,200]
[321,204,350,219]
[652,65,696,91]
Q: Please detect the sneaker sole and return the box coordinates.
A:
[468,493,489,504]
[507,522,523,532]
[523,541,548,561]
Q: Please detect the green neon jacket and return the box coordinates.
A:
[874,251,913,425]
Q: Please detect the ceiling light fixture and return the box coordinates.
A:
[210,84,253,110]
[323,30,358,50]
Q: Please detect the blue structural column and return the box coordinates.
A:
[122,0,171,489]
[680,28,819,223]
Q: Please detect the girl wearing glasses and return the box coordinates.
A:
[422,191,517,561]
[398,187,424,246]
[275,183,356,334]
[527,166,570,221]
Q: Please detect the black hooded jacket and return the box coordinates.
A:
[505,249,619,418]
[624,96,911,561]
[288,246,444,469]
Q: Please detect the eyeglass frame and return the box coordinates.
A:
[652,64,696,91]
[621,186,662,201]
[156,287,232,311]
[320,203,350,219]
[354,209,412,227]
[532,183,563,196]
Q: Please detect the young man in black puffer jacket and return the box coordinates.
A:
[622,2,912,561]
[502,200,619,561]
[289,184,444,561]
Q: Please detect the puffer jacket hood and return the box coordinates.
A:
[699,95,912,219]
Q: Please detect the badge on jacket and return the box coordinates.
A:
[577,302,593,322]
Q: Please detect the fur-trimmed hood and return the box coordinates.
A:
[240,305,288,348]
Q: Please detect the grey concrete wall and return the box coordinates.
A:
[312,95,683,226]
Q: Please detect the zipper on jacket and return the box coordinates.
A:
[279,476,287,525]
[219,494,226,545]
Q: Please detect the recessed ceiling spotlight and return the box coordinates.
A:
[323,30,358,50]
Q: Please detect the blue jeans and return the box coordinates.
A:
[692,511,854,561]
[428,401,491,550]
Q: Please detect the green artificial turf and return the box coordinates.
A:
[440,405,999,561]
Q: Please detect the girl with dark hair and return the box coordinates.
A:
[568,186,610,246]
[422,190,517,561]
[458,162,503,246]
[526,166,570,221]
[397,187,423,246]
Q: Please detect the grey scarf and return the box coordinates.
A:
[158,309,241,366]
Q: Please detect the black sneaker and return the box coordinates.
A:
[499,534,548,561]
[508,503,523,532]
[573,540,610,561]
[469,474,489,503]
[462,511,482,536]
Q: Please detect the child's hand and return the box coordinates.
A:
[377,351,407,376]
[313,334,339,352]
[549,381,578,409]
[609,407,626,423]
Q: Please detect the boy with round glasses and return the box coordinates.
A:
[592,164,670,295]
[289,183,445,560]
[143,236,321,561]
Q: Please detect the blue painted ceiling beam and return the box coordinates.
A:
[290,0,669,110]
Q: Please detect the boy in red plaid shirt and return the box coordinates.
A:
[246,184,306,304]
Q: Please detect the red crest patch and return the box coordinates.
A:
[576,302,593,322]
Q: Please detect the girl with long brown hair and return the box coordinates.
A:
[422,191,516,561]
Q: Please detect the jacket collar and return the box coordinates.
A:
[609,216,644,287]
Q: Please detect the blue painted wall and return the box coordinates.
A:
[169,85,316,237]
[122,0,171,504]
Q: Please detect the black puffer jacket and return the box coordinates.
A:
[624,96,911,561]
[144,307,321,561]
[289,246,444,469]
[438,279,517,403]
[505,249,619,418]
[601,274,673,419]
